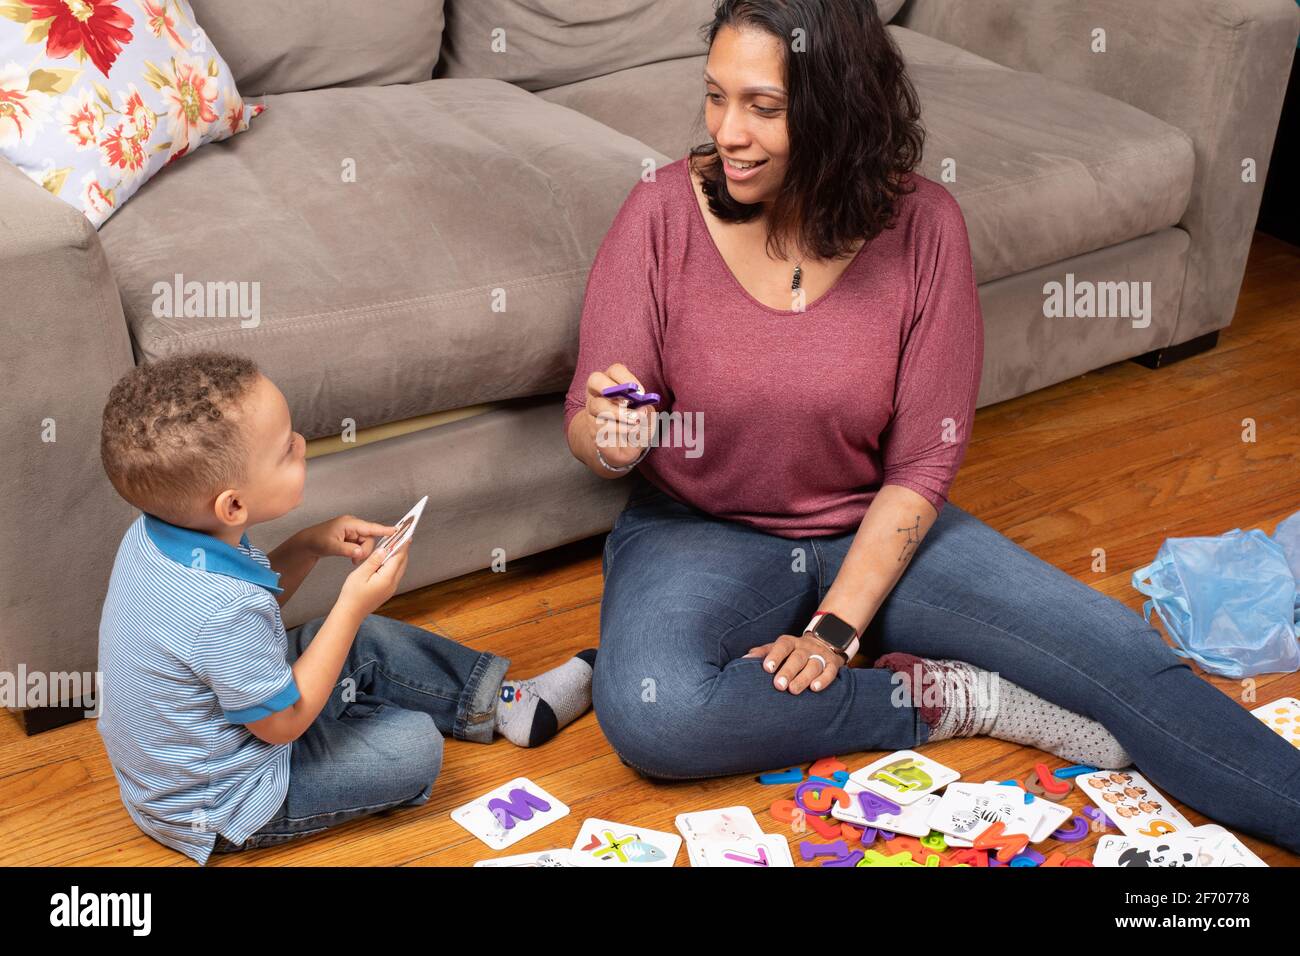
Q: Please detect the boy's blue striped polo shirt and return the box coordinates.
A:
[97,513,300,865]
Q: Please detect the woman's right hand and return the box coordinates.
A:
[338,542,409,620]
[584,363,657,468]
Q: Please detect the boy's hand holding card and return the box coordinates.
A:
[376,496,429,568]
[299,514,400,563]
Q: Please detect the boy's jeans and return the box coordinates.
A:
[211,615,508,854]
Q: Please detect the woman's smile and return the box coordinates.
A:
[722,155,768,180]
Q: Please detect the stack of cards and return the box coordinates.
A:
[924,781,1072,847]
[676,806,793,867]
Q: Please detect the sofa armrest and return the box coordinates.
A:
[896,0,1300,345]
[0,160,136,687]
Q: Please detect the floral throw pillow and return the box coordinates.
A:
[0,0,262,227]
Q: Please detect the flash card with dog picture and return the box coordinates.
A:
[450,776,568,850]
[375,495,428,567]
[1080,768,1191,839]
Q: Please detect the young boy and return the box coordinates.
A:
[96,352,595,865]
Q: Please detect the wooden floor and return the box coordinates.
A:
[2,233,1297,867]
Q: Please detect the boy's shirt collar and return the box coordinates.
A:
[142,514,284,594]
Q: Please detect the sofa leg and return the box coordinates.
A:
[10,704,90,736]
[1130,329,1219,369]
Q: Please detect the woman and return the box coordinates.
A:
[562,0,1300,853]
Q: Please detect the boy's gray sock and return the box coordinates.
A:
[874,652,1132,769]
[495,649,596,748]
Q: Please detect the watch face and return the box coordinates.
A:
[811,613,856,649]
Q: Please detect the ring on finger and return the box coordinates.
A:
[808,654,827,669]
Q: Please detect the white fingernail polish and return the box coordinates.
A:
[777,677,786,688]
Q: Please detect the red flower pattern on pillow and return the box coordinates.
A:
[22,0,135,78]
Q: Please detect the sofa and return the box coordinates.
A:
[2,0,1296,733]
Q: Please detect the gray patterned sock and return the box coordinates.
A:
[874,652,1132,769]
[494,649,596,748]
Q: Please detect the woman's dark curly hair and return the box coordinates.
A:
[690,0,925,262]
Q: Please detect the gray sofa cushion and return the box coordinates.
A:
[539,25,1195,284]
[878,0,906,21]
[437,0,905,91]
[191,0,445,95]
[437,0,715,91]
[99,80,667,440]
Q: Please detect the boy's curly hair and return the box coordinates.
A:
[101,352,261,524]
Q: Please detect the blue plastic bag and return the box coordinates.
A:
[1131,512,1300,678]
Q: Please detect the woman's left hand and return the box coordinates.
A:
[744,634,846,694]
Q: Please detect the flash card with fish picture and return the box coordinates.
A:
[849,750,960,806]
[450,776,568,850]
[1079,768,1191,839]
[375,495,428,568]
[570,817,682,867]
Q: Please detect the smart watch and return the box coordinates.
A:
[803,610,860,662]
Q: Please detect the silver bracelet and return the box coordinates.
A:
[595,442,651,473]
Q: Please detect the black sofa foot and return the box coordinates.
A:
[1131,329,1220,369]
[11,704,90,736]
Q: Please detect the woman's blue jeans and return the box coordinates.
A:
[593,475,1300,853]
[211,614,508,855]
